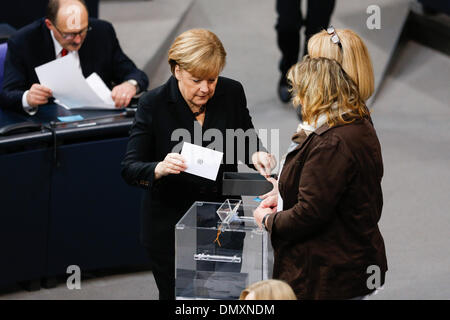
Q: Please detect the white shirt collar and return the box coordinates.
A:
[49,30,80,70]
[297,114,329,134]
[297,103,343,134]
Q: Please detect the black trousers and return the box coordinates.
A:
[276,0,336,81]
[147,248,175,300]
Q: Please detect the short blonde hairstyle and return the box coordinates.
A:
[168,28,226,79]
[287,56,369,127]
[239,280,297,300]
[307,29,374,101]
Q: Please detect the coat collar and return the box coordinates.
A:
[76,18,96,78]
[305,113,366,136]
[314,121,334,135]
[290,114,368,153]
[39,19,57,62]
[166,75,226,132]
[49,30,63,57]
[167,75,226,103]
[167,75,181,103]
[291,129,308,145]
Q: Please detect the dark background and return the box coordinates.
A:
[0,0,99,30]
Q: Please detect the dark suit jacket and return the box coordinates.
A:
[121,76,265,252]
[267,117,387,300]
[1,18,148,113]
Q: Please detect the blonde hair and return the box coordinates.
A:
[287,56,369,127]
[239,280,297,300]
[168,29,226,79]
[307,29,374,101]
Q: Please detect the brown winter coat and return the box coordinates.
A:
[266,117,388,300]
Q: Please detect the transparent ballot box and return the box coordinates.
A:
[175,200,273,300]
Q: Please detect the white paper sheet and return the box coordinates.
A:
[86,72,115,106]
[35,55,115,109]
[180,142,223,181]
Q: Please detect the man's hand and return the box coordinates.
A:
[27,84,53,107]
[111,81,137,108]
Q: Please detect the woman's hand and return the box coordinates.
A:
[260,194,278,210]
[259,177,278,200]
[154,153,187,180]
[254,193,278,229]
[252,151,277,178]
[253,206,276,230]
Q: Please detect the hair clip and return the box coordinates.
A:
[327,26,343,50]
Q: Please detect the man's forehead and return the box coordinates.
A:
[56,2,88,30]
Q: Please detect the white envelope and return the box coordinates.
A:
[180,142,223,181]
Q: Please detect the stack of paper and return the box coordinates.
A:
[35,54,116,109]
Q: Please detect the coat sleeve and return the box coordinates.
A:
[266,139,355,242]
[2,37,29,113]
[107,22,149,91]
[120,94,158,190]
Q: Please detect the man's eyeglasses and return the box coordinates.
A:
[327,26,342,50]
[54,24,91,40]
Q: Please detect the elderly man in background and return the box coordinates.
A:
[2,0,148,114]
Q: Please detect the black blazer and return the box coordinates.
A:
[121,76,265,251]
[1,18,148,113]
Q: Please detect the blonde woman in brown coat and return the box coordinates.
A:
[254,56,387,300]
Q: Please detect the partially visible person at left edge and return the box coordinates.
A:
[1,0,148,115]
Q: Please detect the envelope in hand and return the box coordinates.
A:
[180,142,223,181]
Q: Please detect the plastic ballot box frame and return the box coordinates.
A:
[175,200,273,300]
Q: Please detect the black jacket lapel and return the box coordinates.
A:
[167,76,198,141]
[201,77,225,130]
[40,19,57,64]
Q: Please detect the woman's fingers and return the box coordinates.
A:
[261,195,278,209]
[252,152,277,177]
[166,153,187,171]
[260,177,278,199]
[158,153,187,176]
